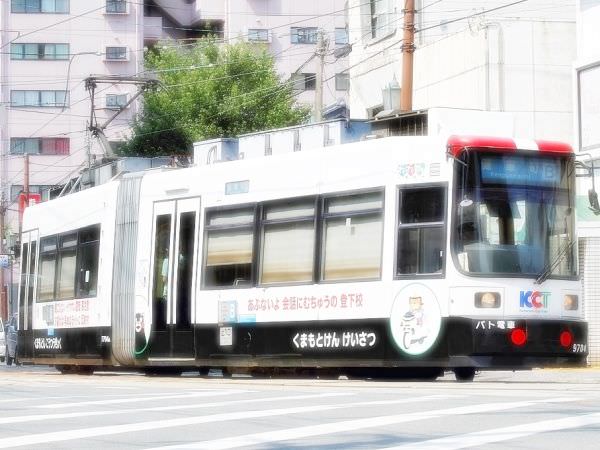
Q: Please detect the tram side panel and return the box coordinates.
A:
[20,182,119,366]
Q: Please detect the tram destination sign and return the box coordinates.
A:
[481,156,561,187]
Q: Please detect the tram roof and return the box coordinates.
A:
[447,135,573,157]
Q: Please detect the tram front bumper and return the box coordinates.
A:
[446,318,588,369]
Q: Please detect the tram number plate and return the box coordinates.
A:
[572,343,587,353]
[219,327,233,346]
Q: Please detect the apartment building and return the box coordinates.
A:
[145,1,349,111]
[0,0,348,315]
[0,0,143,236]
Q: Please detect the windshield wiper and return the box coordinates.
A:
[534,240,575,285]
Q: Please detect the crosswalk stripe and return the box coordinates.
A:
[0,394,457,448]
[146,397,578,450]
[0,392,351,425]
[34,389,251,408]
[0,391,183,404]
[382,411,600,449]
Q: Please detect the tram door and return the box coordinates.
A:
[149,198,200,358]
[18,230,38,359]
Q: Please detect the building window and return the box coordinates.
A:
[292,73,316,91]
[335,28,348,45]
[106,0,126,13]
[10,43,69,60]
[11,0,69,13]
[10,137,69,155]
[321,191,384,281]
[259,199,316,284]
[396,185,446,276]
[204,207,255,288]
[291,27,318,44]
[248,29,269,42]
[578,63,600,151]
[10,184,56,202]
[106,94,128,109]
[11,90,68,107]
[369,0,396,40]
[105,46,127,60]
[335,73,350,91]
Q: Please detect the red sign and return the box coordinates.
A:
[19,193,42,219]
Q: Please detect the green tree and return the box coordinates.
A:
[119,41,310,157]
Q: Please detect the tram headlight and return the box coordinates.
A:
[475,292,501,308]
[563,295,578,311]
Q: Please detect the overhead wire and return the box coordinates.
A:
[3,0,543,194]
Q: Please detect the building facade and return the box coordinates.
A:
[574,0,600,365]
[347,0,576,142]
[0,0,349,316]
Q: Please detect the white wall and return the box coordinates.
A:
[348,0,576,143]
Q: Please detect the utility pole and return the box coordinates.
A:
[315,29,329,122]
[24,154,29,203]
[85,75,160,158]
[400,0,416,111]
[20,154,29,237]
[0,192,6,321]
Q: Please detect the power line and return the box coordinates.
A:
[0,5,107,50]
[416,0,531,34]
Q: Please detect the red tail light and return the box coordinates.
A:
[559,330,573,348]
[509,328,527,346]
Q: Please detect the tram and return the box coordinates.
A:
[16,135,587,381]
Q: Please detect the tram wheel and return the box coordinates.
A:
[76,366,94,375]
[56,365,94,375]
[454,367,476,382]
[144,367,182,377]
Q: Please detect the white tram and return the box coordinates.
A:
[16,135,587,380]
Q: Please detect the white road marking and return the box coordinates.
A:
[147,397,578,450]
[0,392,183,404]
[0,392,351,425]
[383,411,600,449]
[34,389,251,408]
[0,394,456,448]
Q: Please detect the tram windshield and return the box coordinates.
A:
[454,151,576,278]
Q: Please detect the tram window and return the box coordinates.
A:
[38,236,57,301]
[397,186,446,276]
[153,215,171,331]
[322,191,384,281]
[260,199,316,284]
[77,225,100,297]
[153,215,171,301]
[56,233,77,300]
[204,207,255,287]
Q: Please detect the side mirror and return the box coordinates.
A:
[589,189,600,215]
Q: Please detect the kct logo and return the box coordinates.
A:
[520,291,550,310]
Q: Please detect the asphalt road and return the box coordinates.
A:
[1,365,600,449]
